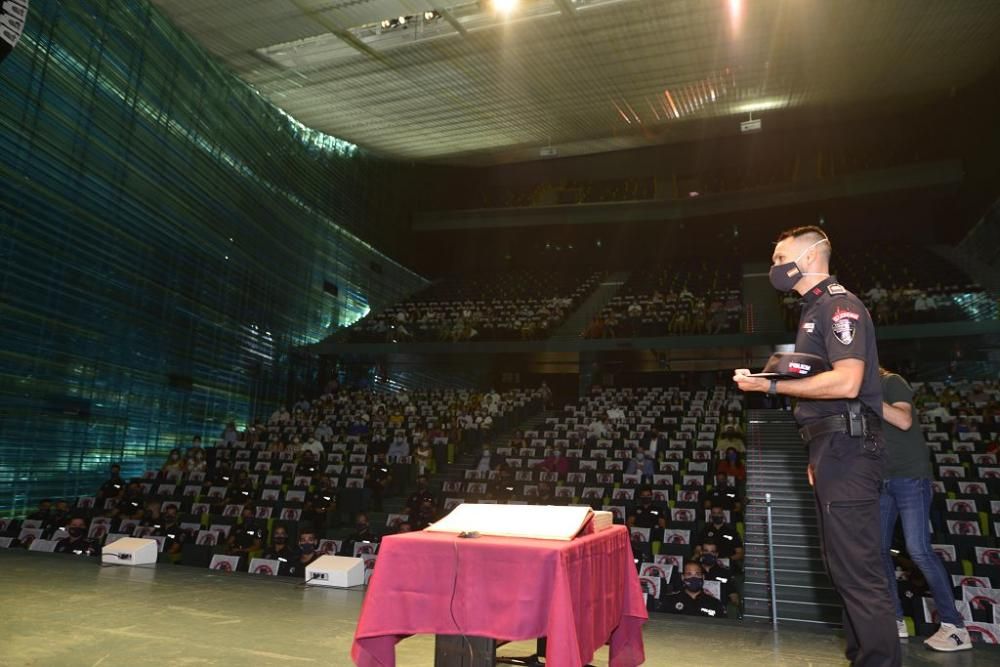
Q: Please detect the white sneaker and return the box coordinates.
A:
[924,623,972,652]
[896,619,908,638]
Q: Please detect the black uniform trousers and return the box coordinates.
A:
[808,431,901,667]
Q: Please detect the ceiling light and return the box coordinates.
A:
[494,0,519,14]
[380,19,391,29]
[424,11,438,21]
[398,16,407,25]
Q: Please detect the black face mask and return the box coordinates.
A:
[682,577,704,592]
[711,516,725,525]
[700,553,718,567]
[68,527,85,538]
[768,238,828,292]
[299,543,316,555]
[273,536,287,544]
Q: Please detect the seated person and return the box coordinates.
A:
[627,487,667,541]
[341,512,379,555]
[151,505,187,558]
[404,475,436,515]
[226,507,265,567]
[698,504,743,567]
[261,525,300,576]
[409,500,438,531]
[716,447,746,482]
[97,465,126,503]
[161,448,186,474]
[661,560,726,618]
[696,538,740,609]
[305,478,338,529]
[285,527,322,578]
[54,516,100,557]
[625,448,655,483]
[704,471,742,517]
[536,446,570,475]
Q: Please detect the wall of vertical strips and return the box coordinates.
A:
[0,0,426,515]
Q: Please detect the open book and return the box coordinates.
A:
[426,503,609,541]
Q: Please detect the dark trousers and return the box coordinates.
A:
[808,431,901,667]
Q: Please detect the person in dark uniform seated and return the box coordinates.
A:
[54,516,100,557]
[404,475,435,516]
[341,512,379,555]
[261,525,300,576]
[227,507,265,568]
[97,464,126,504]
[704,471,742,518]
[286,528,322,579]
[734,225,901,667]
[698,505,743,567]
[534,481,555,505]
[409,500,438,531]
[697,538,740,609]
[28,499,53,522]
[627,487,667,542]
[662,560,726,618]
[305,476,339,529]
[151,505,187,559]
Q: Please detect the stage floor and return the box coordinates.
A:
[0,550,994,666]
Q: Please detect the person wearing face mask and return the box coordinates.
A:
[697,539,740,611]
[627,488,667,542]
[716,447,746,482]
[286,528,321,578]
[698,505,744,566]
[734,225,899,667]
[661,561,726,618]
[262,525,300,576]
[54,516,100,557]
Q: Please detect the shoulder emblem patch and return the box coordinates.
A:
[827,283,847,296]
[831,307,858,345]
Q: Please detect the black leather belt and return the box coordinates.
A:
[799,415,851,442]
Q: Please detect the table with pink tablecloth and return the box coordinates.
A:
[351,525,647,667]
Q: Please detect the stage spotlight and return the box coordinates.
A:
[494,0,519,14]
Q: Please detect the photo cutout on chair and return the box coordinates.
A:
[662,529,691,545]
[209,554,240,572]
[318,539,341,556]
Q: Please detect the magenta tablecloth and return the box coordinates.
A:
[351,525,647,667]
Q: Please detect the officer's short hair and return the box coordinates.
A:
[776,225,831,259]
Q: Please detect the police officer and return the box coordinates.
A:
[661,560,727,618]
[734,226,900,667]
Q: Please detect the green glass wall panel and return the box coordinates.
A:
[0,0,426,515]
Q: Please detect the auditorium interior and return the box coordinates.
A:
[2,1,1000,665]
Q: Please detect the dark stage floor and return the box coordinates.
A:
[0,550,995,666]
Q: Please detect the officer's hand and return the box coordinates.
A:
[733,369,769,393]
[807,464,815,487]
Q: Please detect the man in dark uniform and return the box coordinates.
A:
[627,487,667,542]
[661,560,726,618]
[54,516,100,557]
[698,504,744,566]
[734,225,900,667]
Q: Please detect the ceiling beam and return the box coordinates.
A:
[436,7,468,37]
[553,0,577,19]
[287,0,385,62]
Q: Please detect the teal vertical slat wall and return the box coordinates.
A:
[0,0,427,516]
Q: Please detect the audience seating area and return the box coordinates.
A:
[6,375,1000,635]
[586,261,742,338]
[782,245,995,330]
[436,384,749,618]
[896,379,1000,639]
[349,268,602,342]
[0,387,541,577]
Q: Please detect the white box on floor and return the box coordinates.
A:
[305,555,364,588]
[101,537,157,566]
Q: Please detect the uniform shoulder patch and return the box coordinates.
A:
[826,283,847,296]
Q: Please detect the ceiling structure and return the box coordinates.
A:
[150,0,1000,165]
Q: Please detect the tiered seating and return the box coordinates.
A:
[586,261,742,338]
[349,268,602,342]
[782,245,994,330]
[892,379,1000,641]
[437,384,747,617]
[0,387,543,578]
